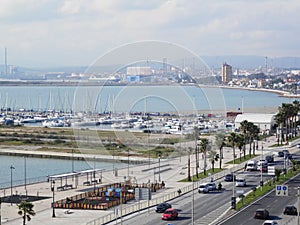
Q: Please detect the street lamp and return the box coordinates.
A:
[51,180,56,218]
[260,142,264,190]
[158,154,161,182]
[297,187,300,224]
[10,165,15,206]
[24,156,27,196]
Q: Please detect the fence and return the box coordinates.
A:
[86,161,247,225]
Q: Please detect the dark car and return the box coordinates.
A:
[156,202,172,213]
[161,208,178,220]
[278,151,284,157]
[283,205,298,215]
[285,153,293,160]
[265,155,274,163]
[254,209,269,219]
[224,173,236,182]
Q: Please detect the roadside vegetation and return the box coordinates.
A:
[236,164,300,210]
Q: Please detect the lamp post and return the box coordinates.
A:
[51,180,56,218]
[24,156,27,196]
[10,165,15,206]
[260,142,264,190]
[0,197,2,225]
[158,154,161,182]
[297,187,300,224]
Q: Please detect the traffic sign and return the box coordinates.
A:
[276,185,288,196]
[267,166,275,175]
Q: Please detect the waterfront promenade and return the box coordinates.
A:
[0,135,293,225]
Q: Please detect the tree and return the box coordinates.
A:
[17,201,35,225]
[215,133,225,169]
[235,134,244,161]
[207,150,218,172]
[227,132,238,164]
[199,138,209,175]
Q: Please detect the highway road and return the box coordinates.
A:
[218,151,300,225]
[112,165,276,224]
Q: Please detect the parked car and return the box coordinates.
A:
[207,182,217,191]
[262,220,278,225]
[278,151,284,157]
[283,205,298,215]
[161,208,178,220]
[235,178,246,187]
[198,183,209,193]
[156,202,172,213]
[224,173,236,182]
[254,209,269,219]
[265,155,274,163]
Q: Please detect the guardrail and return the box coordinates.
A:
[86,162,247,225]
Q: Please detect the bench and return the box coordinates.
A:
[57,186,64,191]
[64,184,73,189]
[83,181,91,186]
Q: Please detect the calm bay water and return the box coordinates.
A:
[0,85,297,188]
[0,85,296,113]
[0,155,126,189]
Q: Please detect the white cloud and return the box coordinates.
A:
[1,0,300,67]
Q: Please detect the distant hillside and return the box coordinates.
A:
[201,55,300,69]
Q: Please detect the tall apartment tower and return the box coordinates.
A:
[221,62,233,84]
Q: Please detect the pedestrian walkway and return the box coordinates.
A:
[0,134,296,225]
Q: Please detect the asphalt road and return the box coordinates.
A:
[110,150,299,225]
[219,152,300,225]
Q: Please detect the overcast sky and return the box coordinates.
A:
[1,0,300,67]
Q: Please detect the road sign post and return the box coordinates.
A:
[276,185,288,196]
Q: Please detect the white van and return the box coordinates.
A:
[246,160,257,171]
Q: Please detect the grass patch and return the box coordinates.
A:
[226,154,257,164]
[236,167,300,210]
[180,168,224,182]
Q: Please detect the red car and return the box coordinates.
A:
[161,208,178,220]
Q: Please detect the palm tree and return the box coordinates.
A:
[227,132,238,164]
[199,138,209,175]
[292,100,300,137]
[187,147,192,181]
[215,133,225,169]
[275,111,285,145]
[193,127,200,178]
[17,201,35,225]
[240,120,250,158]
[207,150,217,172]
[236,134,244,161]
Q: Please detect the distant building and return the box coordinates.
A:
[221,62,233,84]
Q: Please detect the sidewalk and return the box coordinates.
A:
[0,134,293,225]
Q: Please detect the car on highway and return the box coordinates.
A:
[155,202,172,213]
[224,173,236,182]
[254,209,269,219]
[278,151,284,157]
[198,183,209,193]
[297,143,300,148]
[283,149,289,155]
[161,208,178,220]
[265,155,274,163]
[207,182,217,191]
[259,165,268,173]
[262,220,278,225]
[283,205,298,215]
[235,178,246,187]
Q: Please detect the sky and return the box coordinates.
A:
[0,0,300,68]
